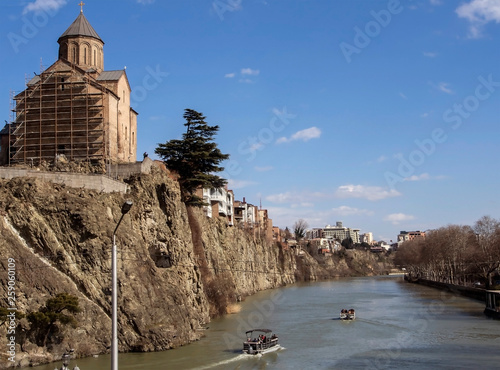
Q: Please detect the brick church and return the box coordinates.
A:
[0,6,138,169]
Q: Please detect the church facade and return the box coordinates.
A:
[0,9,138,168]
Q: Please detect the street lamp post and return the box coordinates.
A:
[112,200,133,370]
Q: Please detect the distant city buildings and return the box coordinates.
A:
[306,228,323,240]
[397,230,426,243]
[196,187,275,242]
[233,197,256,226]
[360,232,373,245]
[322,221,360,244]
[197,187,234,225]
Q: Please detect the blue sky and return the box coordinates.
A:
[1,0,499,241]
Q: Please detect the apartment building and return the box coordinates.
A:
[233,197,257,227]
[198,187,234,226]
[322,221,360,244]
[397,230,426,243]
[360,232,373,245]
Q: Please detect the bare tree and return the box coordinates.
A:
[473,216,500,288]
[293,219,309,244]
[395,217,500,287]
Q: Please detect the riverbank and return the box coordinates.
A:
[404,276,486,303]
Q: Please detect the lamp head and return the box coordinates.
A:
[121,200,133,215]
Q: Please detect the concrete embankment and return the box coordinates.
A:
[405,277,486,303]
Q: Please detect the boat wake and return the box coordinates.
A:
[193,346,286,369]
[191,354,252,369]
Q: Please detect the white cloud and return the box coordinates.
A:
[367,155,387,165]
[456,0,500,38]
[403,173,430,182]
[137,0,155,4]
[23,0,66,14]
[241,68,260,76]
[332,206,374,216]
[249,142,263,151]
[377,155,388,163]
[334,185,401,201]
[265,190,329,204]
[383,213,415,225]
[266,191,298,204]
[434,175,448,180]
[254,166,273,172]
[423,51,437,58]
[399,92,408,100]
[430,0,442,5]
[227,179,257,190]
[291,202,315,209]
[276,127,321,144]
[226,68,260,83]
[437,82,454,94]
[403,173,447,181]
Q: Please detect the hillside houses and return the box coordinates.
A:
[196,186,274,242]
[397,230,426,242]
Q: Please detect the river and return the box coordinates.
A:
[34,276,500,369]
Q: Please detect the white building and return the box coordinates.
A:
[322,221,360,244]
[200,187,234,226]
[234,198,257,226]
[360,232,373,244]
[319,237,342,252]
[306,228,323,239]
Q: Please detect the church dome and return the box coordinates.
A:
[57,10,104,73]
[58,11,103,43]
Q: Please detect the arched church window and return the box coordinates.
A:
[72,48,76,63]
[84,48,87,64]
[94,50,97,66]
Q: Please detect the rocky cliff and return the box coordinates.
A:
[0,168,391,368]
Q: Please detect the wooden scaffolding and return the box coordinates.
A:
[9,67,106,166]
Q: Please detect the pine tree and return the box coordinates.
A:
[27,293,80,347]
[155,109,229,206]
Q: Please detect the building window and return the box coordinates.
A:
[94,50,96,66]
[132,132,135,145]
[72,48,76,63]
[83,48,87,64]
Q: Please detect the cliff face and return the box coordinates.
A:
[0,169,298,367]
[0,169,390,368]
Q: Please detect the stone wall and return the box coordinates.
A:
[107,157,154,180]
[0,168,128,193]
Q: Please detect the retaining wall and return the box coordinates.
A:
[406,277,486,302]
[0,168,129,193]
